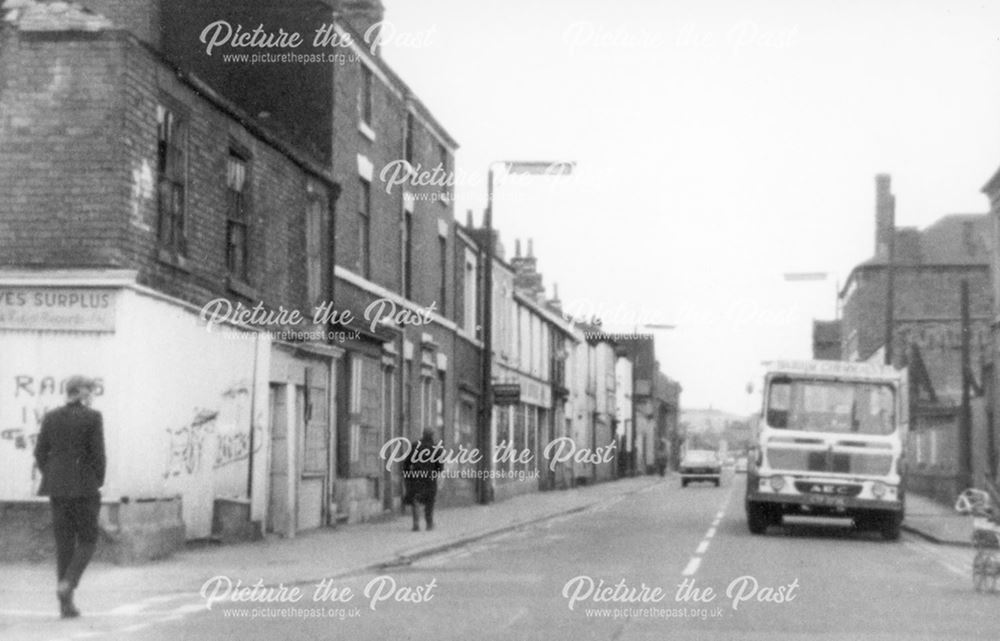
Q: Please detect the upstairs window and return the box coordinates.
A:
[358,178,371,278]
[305,189,327,304]
[225,150,250,281]
[404,112,415,164]
[359,65,374,128]
[156,104,187,254]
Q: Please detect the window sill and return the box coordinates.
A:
[226,276,259,300]
[358,121,376,142]
[157,248,191,273]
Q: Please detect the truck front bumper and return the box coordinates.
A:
[746,473,903,514]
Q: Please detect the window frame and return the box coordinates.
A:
[156,99,189,256]
[358,64,374,128]
[225,146,252,283]
[358,178,372,278]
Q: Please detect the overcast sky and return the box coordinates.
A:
[379,0,1000,415]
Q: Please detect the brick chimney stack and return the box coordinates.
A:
[510,238,545,299]
[875,174,895,260]
[334,0,385,53]
[549,282,562,313]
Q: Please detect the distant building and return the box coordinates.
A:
[840,174,992,503]
[980,165,1000,488]
[812,320,842,360]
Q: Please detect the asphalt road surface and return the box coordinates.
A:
[5,473,996,641]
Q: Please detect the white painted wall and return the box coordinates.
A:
[115,289,271,538]
[0,286,272,539]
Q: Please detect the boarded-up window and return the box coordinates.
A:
[348,355,382,476]
[301,370,328,475]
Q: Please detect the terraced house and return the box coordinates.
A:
[0,0,480,561]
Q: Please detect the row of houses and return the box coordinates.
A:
[812,173,994,504]
[0,0,681,562]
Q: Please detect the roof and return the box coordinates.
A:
[843,213,991,295]
[3,0,112,31]
[763,359,904,382]
[858,214,991,268]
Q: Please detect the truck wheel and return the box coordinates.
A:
[714,479,721,487]
[681,479,688,488]
[880,513,902,541]
[747,502,769,534]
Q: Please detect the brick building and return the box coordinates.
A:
[158,0,482,515]
[812,320,842,361]
[839,174,992,502]
[0,0,481,562]
[980,164,1000,491]
[0,0,343,558]
[467,236,583,500]
[614,337,683,474]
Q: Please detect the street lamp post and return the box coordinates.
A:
[477,161,574,505]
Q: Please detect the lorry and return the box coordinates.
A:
[746,360,907,540]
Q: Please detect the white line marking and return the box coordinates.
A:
[682,557,701,576]
[156,614,187,623]
[504,607,528,628]
[716,511,725,519]
[120,623,150,633]
[696,540,710,554]
[706,527,717,538]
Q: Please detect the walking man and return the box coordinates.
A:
[402,429,443,531]
[34,376,106,618]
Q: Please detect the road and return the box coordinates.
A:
[4,473,995,641]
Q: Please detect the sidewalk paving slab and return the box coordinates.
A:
[902,492,974,547]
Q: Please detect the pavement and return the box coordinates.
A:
[902,491,976,546]
[1,475,665,609]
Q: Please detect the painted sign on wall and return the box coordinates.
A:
[0,288,116,332]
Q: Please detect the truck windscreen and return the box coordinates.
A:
[765,378,895,435]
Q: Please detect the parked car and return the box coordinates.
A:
[680,450,722,487]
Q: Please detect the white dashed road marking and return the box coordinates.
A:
[679,490,733,578]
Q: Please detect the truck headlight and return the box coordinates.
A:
[769,476,785,491]
[872,482,887,498]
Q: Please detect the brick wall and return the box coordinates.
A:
[0,30,128,268]
[841,266,990,399]
[0,27,334,316]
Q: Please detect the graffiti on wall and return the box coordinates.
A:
[162,382,263,479]
[1,374,105,482]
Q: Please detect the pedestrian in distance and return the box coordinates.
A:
[655,438,669,477]
[402,429,443,531]
[33,376,106,619]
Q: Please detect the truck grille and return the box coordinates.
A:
[766,448,892,476]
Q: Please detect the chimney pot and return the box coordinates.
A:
[515,239,522,257]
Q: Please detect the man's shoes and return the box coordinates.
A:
[57,581,79,618]
[60,599,80,619]
[412,524,420,532]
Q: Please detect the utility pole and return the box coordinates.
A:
[884,190,896,366]
[478,169,495,505]
[960,280,973,491]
